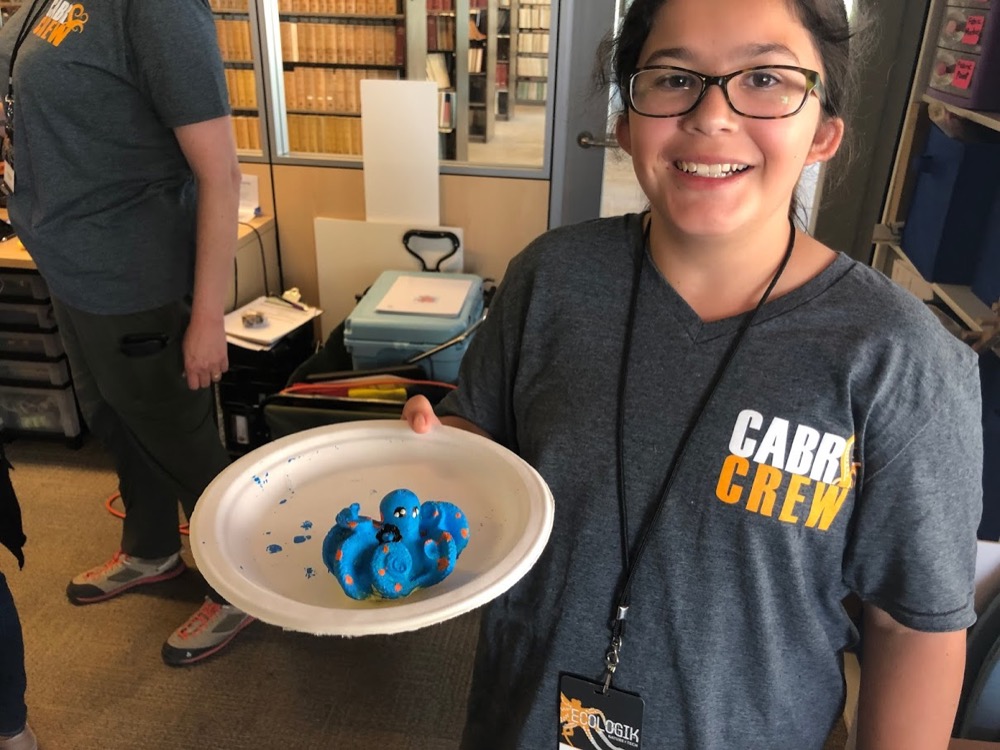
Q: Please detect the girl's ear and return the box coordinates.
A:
[615,114,633,155]
[806,116,845,166]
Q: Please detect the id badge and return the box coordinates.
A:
[559,673,644,750]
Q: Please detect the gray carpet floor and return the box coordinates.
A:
[4,437,479,750]
[4,435,849,750]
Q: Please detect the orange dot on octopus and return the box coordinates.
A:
[443,532,452,541]
[437,557,448,571]
[345,575,354,585]
[348,521,357,529]
[335,549,343,561]
[455,512,462,519]
[394,583,403,592]
[382,545,389,553]
[379,568,386,576]
[461,528,469,539]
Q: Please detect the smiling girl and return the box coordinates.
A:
[405,0,983,747]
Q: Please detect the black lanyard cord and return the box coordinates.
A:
[8,0,48,96]
[601,216,796,693]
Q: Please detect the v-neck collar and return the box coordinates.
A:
[625,213,856,344]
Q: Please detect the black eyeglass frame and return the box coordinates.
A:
[627,64,828,120]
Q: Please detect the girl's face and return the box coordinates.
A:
[616,0,844,241]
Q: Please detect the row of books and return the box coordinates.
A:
[517,6,550,29]
[517,32,548,54]
[427,15,456,52]
[515,79,547,101]
[468,46,485,73]
[427,0,489,8]
[215,19,254,63]
[280,20,404,66]
[232,116,262,151]
[278,0,397,13]
[283,67,399,113]
[516,55,547,77]
[209,0,250,12]
[225,68,258,109]
[288,115,363,155]
[425,52,452,89]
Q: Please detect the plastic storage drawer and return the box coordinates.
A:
[0,271,49,301]
[0,328,64,357]
[0,383,80,437]
[0,300,56,328]
[0,356,71,386]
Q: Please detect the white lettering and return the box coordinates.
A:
[729,409,763,457]
[785,424,821,474]
[810,433,847,483]
[50,0,71,23]
[753,417,790,470]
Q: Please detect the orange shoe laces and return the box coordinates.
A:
[83,550,126,581]
[177,600,222,640]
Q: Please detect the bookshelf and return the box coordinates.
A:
[274,0,404,156]
[468,0,497,143]
[514,0,549,106]
[210,0,267,157]
[495,0,514,121]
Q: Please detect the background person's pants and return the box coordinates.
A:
[0,570,27,736]
[50,297,231,560]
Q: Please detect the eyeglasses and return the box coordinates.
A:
[627,65,827,119]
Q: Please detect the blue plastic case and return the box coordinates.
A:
[343,270,484,383]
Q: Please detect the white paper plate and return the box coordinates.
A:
[190,421,554,636]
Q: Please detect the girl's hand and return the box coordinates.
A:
[402,395,441,434]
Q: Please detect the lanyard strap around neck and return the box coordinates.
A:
[8,0,49,97]
[601,215,796,693]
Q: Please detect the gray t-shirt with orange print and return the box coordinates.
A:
[439,213,983,749]
[0,0,229,314]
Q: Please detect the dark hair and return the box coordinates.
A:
[595,0,869,223]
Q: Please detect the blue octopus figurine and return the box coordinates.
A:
[322,488,471,600]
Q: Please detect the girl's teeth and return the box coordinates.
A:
[677,161,748,178]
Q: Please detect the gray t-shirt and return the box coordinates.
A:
[0,0,229,314]
[439,214,983,749]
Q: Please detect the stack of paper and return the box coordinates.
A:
[224,296,322,351]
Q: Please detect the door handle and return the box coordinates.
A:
[577,131,619,149]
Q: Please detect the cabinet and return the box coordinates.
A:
[871,0,1000,356]
[514,0,549,106]
[0,235,82,445]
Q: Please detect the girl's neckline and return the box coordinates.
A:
[629,212,853,341]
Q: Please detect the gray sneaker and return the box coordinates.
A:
[161,597,254,667]
[0,723,37,750]
[66,551,186,605]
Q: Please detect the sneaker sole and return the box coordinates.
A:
[66,561,188,605]
[161,615,256,667]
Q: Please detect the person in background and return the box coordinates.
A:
[0,436,34,750]
[404,0,983,747]
[0,0,252,666]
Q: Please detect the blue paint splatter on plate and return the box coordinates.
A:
[305,567,315,579]
[266,544,283,554]
[301,520,313,530]
[293,535,312,544]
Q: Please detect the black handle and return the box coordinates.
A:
[402,229,460,272]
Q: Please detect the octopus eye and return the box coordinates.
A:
[412,507,419,518]
[393,507,406,518]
